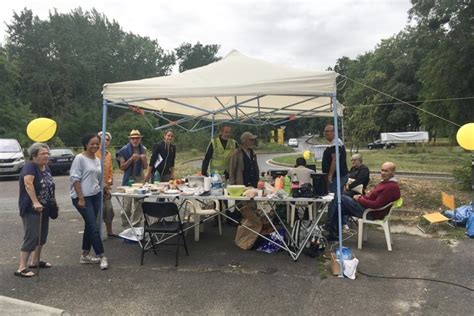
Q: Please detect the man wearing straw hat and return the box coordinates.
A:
[116,129,148,228]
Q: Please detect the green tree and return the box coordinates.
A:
[5,8,176,145]
[410,0,474,136]
[0,47,34,146]
[175,42,221,72]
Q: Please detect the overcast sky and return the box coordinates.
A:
[0,0,412,70]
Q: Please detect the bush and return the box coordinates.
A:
[452,158,472,191]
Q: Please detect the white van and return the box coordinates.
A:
[0,139,26,178]
[288,138,298,147]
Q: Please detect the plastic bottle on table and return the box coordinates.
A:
[210,170,223,196]
[274,176,284,190]
[153,171,161,184]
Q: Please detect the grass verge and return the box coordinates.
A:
[271,145,470,174]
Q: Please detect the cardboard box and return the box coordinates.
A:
[330,252,356,276]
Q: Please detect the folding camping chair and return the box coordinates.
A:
[141,202,189,267]
[417,192,454,233]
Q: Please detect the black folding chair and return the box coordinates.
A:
[141,202,189,267]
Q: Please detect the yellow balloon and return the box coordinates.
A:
[26,118,57,142]
[456,123,474,150]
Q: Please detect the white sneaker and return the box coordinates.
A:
[99,256,109,270]
[80,255,100,264]
[342,224,351,232]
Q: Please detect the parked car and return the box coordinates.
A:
[48,148,75,174]
[0,138,25,178]
[288,138,298,147]
[367,139,396,150]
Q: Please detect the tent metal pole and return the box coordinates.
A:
[332,94,344,278]
[99,98,108,241]
[211,114,215,139]
[341,115,346,144]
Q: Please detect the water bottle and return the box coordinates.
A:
[210,171,223,196]
[153,171,161,184]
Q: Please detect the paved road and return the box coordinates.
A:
[1,174,473,314]
[0,173,135,218]
[186,151,299,173]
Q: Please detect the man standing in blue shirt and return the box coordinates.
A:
[116,129,148,228]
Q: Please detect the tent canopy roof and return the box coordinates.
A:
[102,50,340,123]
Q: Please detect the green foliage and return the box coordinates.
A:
[175,42,221,72]
[452,158,472,191]
[336,0,474,144]
[0,48,34,146]
[4,8,175,145]
[272,145,470,174]
[256,142,294,154]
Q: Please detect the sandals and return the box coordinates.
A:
[107,233,119,238]
[28,261,52,269]
[14,268,36,278]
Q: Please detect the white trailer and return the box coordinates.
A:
[381,131,429,144]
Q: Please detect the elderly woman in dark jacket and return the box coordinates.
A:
[15,143,57,278]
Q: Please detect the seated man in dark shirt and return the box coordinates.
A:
[325,162,401,241]
[344,153,370,197]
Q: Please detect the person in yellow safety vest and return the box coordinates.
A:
[201,125,237,179]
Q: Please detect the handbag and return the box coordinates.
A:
[48,199,59,219]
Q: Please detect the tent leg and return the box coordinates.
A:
[211,115,215,138]
[99,99,108,241]
[332,93,344,278]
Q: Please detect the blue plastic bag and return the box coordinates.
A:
[256,229,285,254]
[336,247,352,260]
[466,210,474,238]
[443,203,472,226]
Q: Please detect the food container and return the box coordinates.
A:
[227,185,246,197]
[187,176,205,188]
[125,188,136,195]
[135,188,148,195]
[131,183,143,188]
[116,186,128,193]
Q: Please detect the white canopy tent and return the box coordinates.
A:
[102,50,343,131]
[100,50,346,273]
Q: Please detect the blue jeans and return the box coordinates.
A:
[327,175,349,225]
[73,193,104,255]
[327,194,365,233]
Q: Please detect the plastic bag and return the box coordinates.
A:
[256,229,285,253]
[443,203,473,226]
[119,227,144,242]
[466,210,474,238]
[336,246,352,260]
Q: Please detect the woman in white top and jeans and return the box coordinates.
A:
[70,133,108,270]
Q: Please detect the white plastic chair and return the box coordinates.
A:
[358,198,403,251]
[185,200,222,241]
[289,202,314,227]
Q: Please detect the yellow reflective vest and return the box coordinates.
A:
[210,137,237,173]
